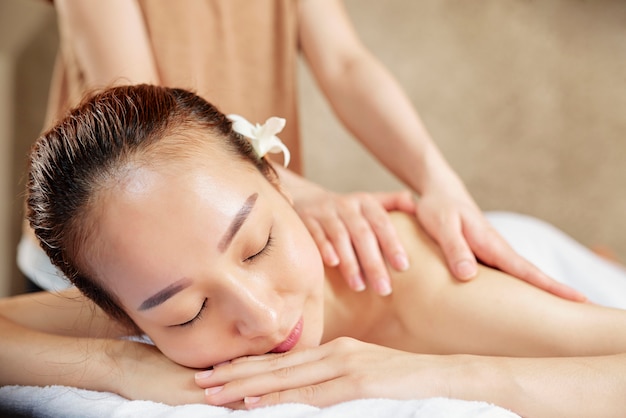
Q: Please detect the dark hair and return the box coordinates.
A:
[27,84,276,331]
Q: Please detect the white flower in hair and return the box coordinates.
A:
[227,114,291,167]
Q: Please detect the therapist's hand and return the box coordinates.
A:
[273,164,417,295]
[292,188,417,295]
[415,182,587,302]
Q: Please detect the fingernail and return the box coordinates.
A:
[350,274,366,292]
[245,396,261,405]
[326,250,340,266]
[205,385,224,396]
[376,279,392,296]
[456,260,476,280]
[195,369,214,380]
[394,253,409,271]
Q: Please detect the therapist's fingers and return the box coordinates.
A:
[295,194,366,292]
[420,207,479,281]
[464,219,587,302]
[317,207,367,292]
[357,195,410,270]
[300,216,340,267]
[373,190,418,215]
[327,209,375,293]
[368,191,416,271]
[337,197,392,296]
[338,191,418,295]
[295,190,416,295]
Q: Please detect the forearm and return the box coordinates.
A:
[0,290,125,390]
[195,331,626,416]
[316,51,450,194]
[0,290,128,338]
[0,311,206,404]
[456,353,626,418]
[299,0,464,196]
[0,314,121,392]
[272,163,327,200]
[55,0,159,87]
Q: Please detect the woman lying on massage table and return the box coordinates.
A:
[1,84,625,418]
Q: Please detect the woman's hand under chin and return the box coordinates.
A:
[194,337,469,409]
[107,339,207,405]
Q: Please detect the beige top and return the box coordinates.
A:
[46,0,303,172]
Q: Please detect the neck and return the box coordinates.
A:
[321,267,391,343]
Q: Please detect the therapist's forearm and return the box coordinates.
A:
[313,49,457,196]
[272,163,327,202]
[55,0,159,87]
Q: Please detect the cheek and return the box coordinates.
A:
[149,334,196,366]
[283,221,324,288]
[143,327,233,369]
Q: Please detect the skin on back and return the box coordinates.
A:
[322,212,626,358]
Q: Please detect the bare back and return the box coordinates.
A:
[322,212,626,358]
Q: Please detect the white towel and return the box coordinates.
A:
[0,385,519,418]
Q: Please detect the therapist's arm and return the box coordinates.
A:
[297,0,584,302]
[54,0,159,86]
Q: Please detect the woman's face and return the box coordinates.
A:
[89,147,325,368]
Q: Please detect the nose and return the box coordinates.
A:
[219,275,283,339]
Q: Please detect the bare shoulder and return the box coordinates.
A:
[388,211,442,259]
[387,211,452,285]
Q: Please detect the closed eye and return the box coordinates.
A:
[245,231,273,263]
[175,298,207,328]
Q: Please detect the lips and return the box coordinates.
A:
[270,317,303,353]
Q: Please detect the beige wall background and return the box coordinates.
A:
[0,0,57,296]
[1,0,624,297]
[302,1,626,260]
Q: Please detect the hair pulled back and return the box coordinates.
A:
[26,84,274,330]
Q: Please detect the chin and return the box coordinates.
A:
[303,308,325,348]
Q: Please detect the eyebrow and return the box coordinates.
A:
[137,193,259,311]
[138,278,192,311]
[217,192,258,252]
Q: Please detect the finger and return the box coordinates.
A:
[360,198,409,273]
[338,199,391,295]
[207,360,342,407]
[245,376,363,409]
[493,251,586,301]
[241,338,398,408]
[423,210,478,280]
[373,190,417,214]
[301,216,340,267]
[466,224,587,302]
[506,257,587,302]
[202,349,341,406]
[198,342,335,388]
[321,210,366,292]
[222,400,247,410]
